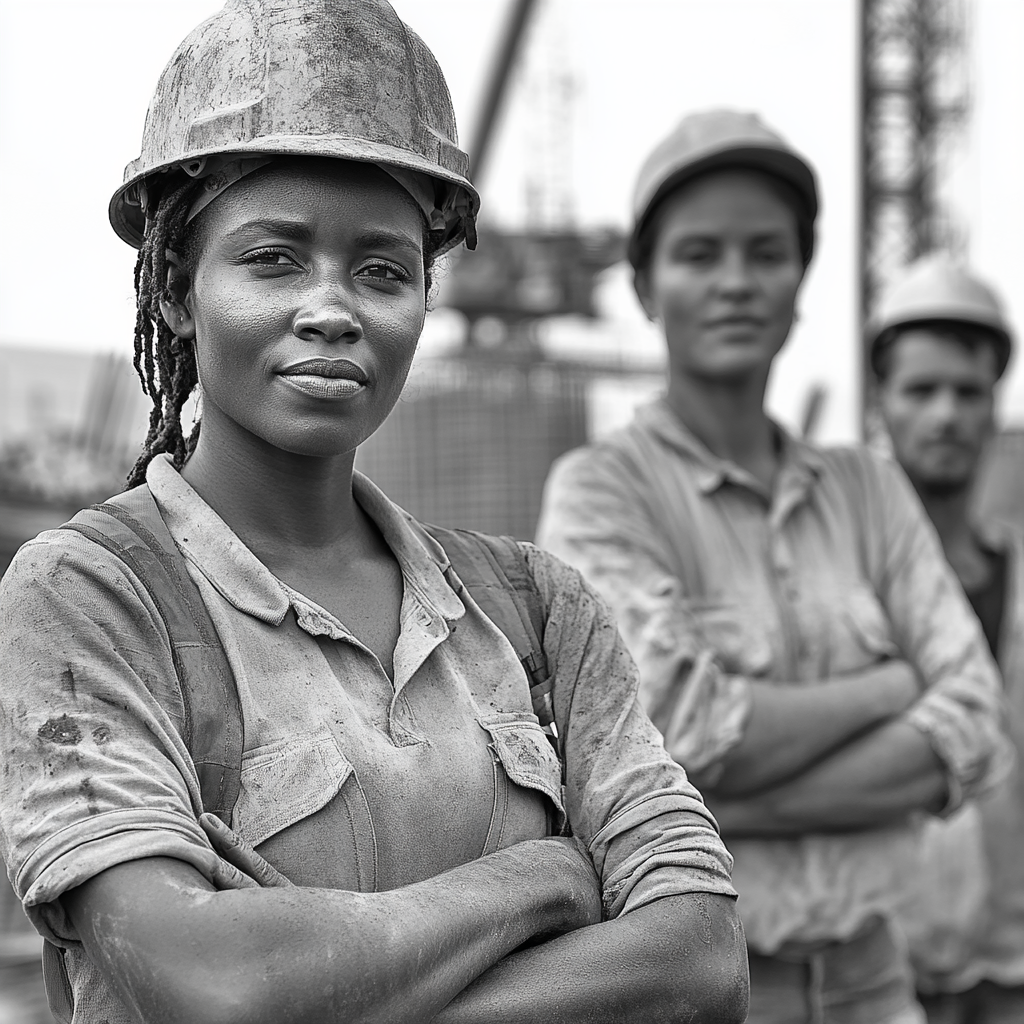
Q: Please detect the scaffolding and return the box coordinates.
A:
[859,0,970,426]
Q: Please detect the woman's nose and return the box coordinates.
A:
[292,280,363,344]
[716,250,755,296]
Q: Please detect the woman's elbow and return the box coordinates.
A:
[634,894,748,1024]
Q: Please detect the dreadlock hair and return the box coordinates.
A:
[126,175,205,489]
[125,166,447,490]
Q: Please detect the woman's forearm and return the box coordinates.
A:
[702,660,920,797]
[63,839,601,1024]
[431,893,748,1024]
[709,719,948,837]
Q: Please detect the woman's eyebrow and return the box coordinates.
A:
[354,227,423,254]
[224,219,314,242]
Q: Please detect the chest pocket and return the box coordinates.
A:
[233,730,352,849]
[478,712,566,852]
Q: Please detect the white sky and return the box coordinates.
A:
[1,0,1021,443]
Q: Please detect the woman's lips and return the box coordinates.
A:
[277,357,369,399]
[280,374,365,399]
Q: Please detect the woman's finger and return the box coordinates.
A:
[200,812,294,888]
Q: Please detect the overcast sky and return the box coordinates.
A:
[1,0,1021,442]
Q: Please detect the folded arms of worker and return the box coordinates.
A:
[0,535,744,1024]
[536,443,1013,840]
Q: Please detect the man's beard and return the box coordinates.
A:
[912,472,973,499]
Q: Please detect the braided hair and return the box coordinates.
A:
[125,168,445,490]
[127,176,205,488]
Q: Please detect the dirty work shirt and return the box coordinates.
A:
[536,398,1010,956]
[899,520,1024,994]
[0,454,736,1024]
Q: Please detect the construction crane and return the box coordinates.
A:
[439,0,624,348]
[859,0,970,427]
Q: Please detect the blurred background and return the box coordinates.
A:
[1,0,1023,556]
[0,2,1023,1019]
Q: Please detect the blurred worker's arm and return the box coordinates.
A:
[861,453,1012,809]
[537,448,921,798]
[697,661,920,796]
[708,718,946,836]
[711,453,1014,835]
[62,839,601,1024]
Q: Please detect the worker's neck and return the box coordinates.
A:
[913,478,985,581]
[666,370,777,486]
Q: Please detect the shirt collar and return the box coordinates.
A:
[146,455,464,627]
[635,397,825,498]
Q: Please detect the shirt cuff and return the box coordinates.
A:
[16,809,217,944]
[906,694,1012,814]
[661,658,752,782]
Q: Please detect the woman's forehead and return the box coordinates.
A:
[192,158,424,239]
[655,170,802,237]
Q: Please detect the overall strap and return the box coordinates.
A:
[60,486,242,824]
[423,524,560,764]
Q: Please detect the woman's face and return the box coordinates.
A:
[171,158,427,459]
[637,169,805,383]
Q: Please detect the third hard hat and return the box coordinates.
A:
[869,255,1013,378]
[628,109,819,268]
[110,0,479,253]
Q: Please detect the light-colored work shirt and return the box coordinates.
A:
[899,519,1024,992]
[0,455,736,1024]
[536,398,1010,956]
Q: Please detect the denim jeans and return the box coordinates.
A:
[746,918,926,1024]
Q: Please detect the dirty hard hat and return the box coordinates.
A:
[628,109,819,269]
[869,254,1013,379]
[109,0,479,254]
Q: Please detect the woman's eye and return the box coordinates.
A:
[675,246,715,265]
[240,249,296,268]
[359,262,410,283]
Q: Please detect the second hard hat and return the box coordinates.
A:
[628,109,819,269]
[110,0,480,254]
[869,255,1013,378]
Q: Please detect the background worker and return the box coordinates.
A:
[0,4,746,1023]
[874,255,1024,1024]
[536,109,1012,1024]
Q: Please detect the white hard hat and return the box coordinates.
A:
[869,255,1013,378]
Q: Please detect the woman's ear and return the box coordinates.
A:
[633,268,660,324]
[158,251,196,340]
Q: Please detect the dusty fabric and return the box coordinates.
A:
[0,454,735,1024]
[536,397,1010,955]
[746,917,925,1024]
[899,520,1024,992]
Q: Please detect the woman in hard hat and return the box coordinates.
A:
[537,109,1011,1024]
[0,4,746,1023]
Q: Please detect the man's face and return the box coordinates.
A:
[879,328,998,493]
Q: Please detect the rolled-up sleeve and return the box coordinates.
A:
[864,454,1014,809]
[0,531,222,944]
[522,544,736,919]
[536,448,750,779]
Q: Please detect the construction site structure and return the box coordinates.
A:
[441,0,625,348]
[859,0,971,426]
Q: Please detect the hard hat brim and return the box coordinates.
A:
[110,135,481,253]
[868,314,1013,380]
